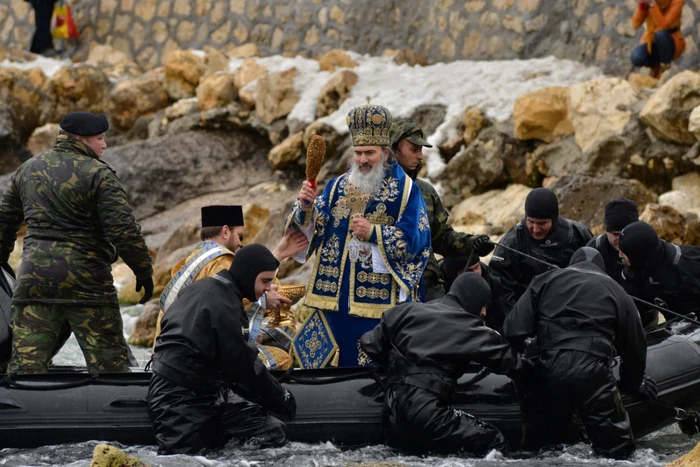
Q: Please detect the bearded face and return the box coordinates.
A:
[347,146,389,195]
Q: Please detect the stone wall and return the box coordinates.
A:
[1,0,698,74]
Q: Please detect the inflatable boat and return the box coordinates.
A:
[1,321,700,450]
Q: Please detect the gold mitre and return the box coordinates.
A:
[346,97,392,147]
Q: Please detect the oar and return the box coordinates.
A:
[490,241,700,328]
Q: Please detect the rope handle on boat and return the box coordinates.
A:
[0,372,144,390]
[492,241,700,328]
[649,397,700,422]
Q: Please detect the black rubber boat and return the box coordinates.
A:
[1,321,700,450]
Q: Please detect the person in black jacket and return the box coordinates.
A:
[489,188,593,316]
[360,273,524,456]
[619,221,700,321]
[503,247,655,459]
[439,251,504,332]
[587,198,639,286]
[148,244,296,455]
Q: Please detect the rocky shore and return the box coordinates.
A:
[1,42,699,347]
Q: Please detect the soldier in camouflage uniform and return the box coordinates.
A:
[0,112,153,374]
[390,121,494,301]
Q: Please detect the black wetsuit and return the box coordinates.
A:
[503,250,646,459]
[360,274,523,456]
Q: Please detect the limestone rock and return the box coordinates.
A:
[689,106,700,141]
[202,47,230,76]
[234,58,267,109]
[197,73,238,111]
[244,203,272,241]
[640,203,687,244]
[626,139,697,194]
[155,219,200,269]
[102,130,272,218]
[658,190,697,214]
[26,123,60,155]
[269,131,304,169]
[640,70,700,144]
[316,70,358,118]
[672,172,700,201]
[255,68,300,125]
[303,120,346,158]
[0,96,35,173]
[109,74,169,132]
[86,43,142,79]
[452,184,532,235]
[438,127,509,208]
[568,77,640,151]
[381,48,428,66]
[628,72,658,90]
[463,107,489,145]
[90,443,150,467]
[667,440,700,467]
[316,49,358,72]
[163,49,205,100]
[164,99,200,121]
[41,64,111,124]
[0,67,48,136]
[223,43,260,58]
[118,278,142,305]
[128,300,160,347]
[514,86,573,143]
[410,104,448,137]
[548,175,656,235]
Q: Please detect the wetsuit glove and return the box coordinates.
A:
[135,277,154,304]
[472,235,495,256]
[636,375,658,401]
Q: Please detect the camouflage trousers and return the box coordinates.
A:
[8,303,131,374]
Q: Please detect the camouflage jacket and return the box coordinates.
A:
[0,136,153,306]
[415,179,475,300]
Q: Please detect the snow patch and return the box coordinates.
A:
[0,56,71,78]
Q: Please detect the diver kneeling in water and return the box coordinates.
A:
[503,247,657,459]
[148,244,296,455]
[360,273,525,456]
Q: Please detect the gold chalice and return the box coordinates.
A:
[268,285,306,328]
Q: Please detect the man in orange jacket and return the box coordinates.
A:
[631,0,685,78]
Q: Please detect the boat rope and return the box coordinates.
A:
[0,373,147,390]
[280,368,380,385]
[650,397,700,423]
[491,241,700,328]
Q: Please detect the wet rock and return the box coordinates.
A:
[102,129,272,219]
[316,49,358,72]
[452,184,532,236]
[381,48,428,66]
[128,299,160,348]
[514,86,573,143]
[41,64,112,124]
[640,70,700,145]
[269,131,304,169]
[163,49,205,100]
[438,127,509,208]
[196,73,238,111]
[255,68,300,125]
[568,77,640,151]
[26,123,60,156]
[548,175,656,235]
[316,70,358,118]
[109,73,169,132]
[90,443,150,467]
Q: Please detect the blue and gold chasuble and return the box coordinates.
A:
[289,161,431,368]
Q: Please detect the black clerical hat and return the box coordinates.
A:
[201,205,244,227]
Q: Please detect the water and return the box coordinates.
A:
[1,308,696,466]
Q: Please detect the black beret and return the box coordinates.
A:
[201,205,244,227]
[60,112,109,136]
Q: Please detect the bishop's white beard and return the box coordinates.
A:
[347,160,386,196]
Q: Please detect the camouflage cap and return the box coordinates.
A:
[390,121,433,150]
